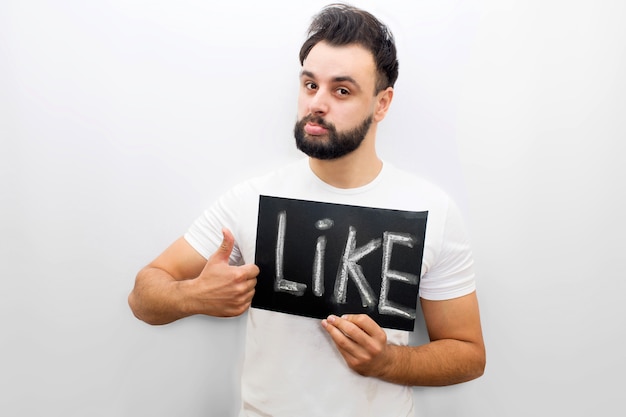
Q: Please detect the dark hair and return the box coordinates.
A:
[299,3,399,93]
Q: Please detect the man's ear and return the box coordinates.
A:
[374,87,394,122]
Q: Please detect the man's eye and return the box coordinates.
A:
[305,82,317,90]
[336,88,350,96]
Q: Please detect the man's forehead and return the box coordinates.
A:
[301,42,376,85]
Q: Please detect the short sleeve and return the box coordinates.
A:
[184,190,246,266]
[418,199,476,300]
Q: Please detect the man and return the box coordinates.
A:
[129,3,485,416]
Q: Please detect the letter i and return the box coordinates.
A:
[313,218,334,297]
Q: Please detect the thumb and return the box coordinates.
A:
[209,228,235,264]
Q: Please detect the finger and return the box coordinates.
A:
[242,276,257,291]
[239,263,260,279]
[341,314,385,339]
[209,228,235,264]
[328,315,387,353]
[228,265,259,286]
[324,316,386,362]
[322,317,358,347]
[326,315,367,344]
[322,318,364,364]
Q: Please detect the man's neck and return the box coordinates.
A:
[308,147,383,189]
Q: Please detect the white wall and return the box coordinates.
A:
[1,0,624,416]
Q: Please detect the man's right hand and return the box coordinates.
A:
[129,228,259,325]
[189,228,259,317]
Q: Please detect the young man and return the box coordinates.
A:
[129,4,485,416]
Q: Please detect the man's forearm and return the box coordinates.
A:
[128,267,193,325]
[380,339,486,386]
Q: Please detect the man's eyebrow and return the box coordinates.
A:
[333,76,360,87]
[300,70,361,89]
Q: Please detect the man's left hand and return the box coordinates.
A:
[322,314,392,377]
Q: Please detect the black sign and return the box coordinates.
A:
[253,195,428,331]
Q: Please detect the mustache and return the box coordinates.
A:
[300,114,333,130]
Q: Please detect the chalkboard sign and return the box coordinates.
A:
[253,195,428,331]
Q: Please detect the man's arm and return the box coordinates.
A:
[128,229,259,325]
[321,291,485,386]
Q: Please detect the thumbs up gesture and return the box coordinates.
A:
[192,228,259,317]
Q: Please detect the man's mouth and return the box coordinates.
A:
[304,122,329,136]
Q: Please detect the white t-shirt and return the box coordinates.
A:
[185,158,476,417]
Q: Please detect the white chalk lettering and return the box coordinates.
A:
[274,210,307,296]
[312,236,327,296]
[333,226,381,308]
[312,218,334,296]
[379,232,419,319]
[272,211,420,319]
[315,218,334,230]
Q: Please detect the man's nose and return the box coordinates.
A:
[308,90,329,115]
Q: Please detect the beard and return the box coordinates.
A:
[293,114,373,160]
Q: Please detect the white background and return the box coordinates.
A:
[1,0,624,416]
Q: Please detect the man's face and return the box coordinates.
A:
[293,114,373,160]
[294,42,380,160]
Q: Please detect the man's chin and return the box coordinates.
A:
[296,143,332,159]
[302,133,330,142]
[296,143,355,161]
